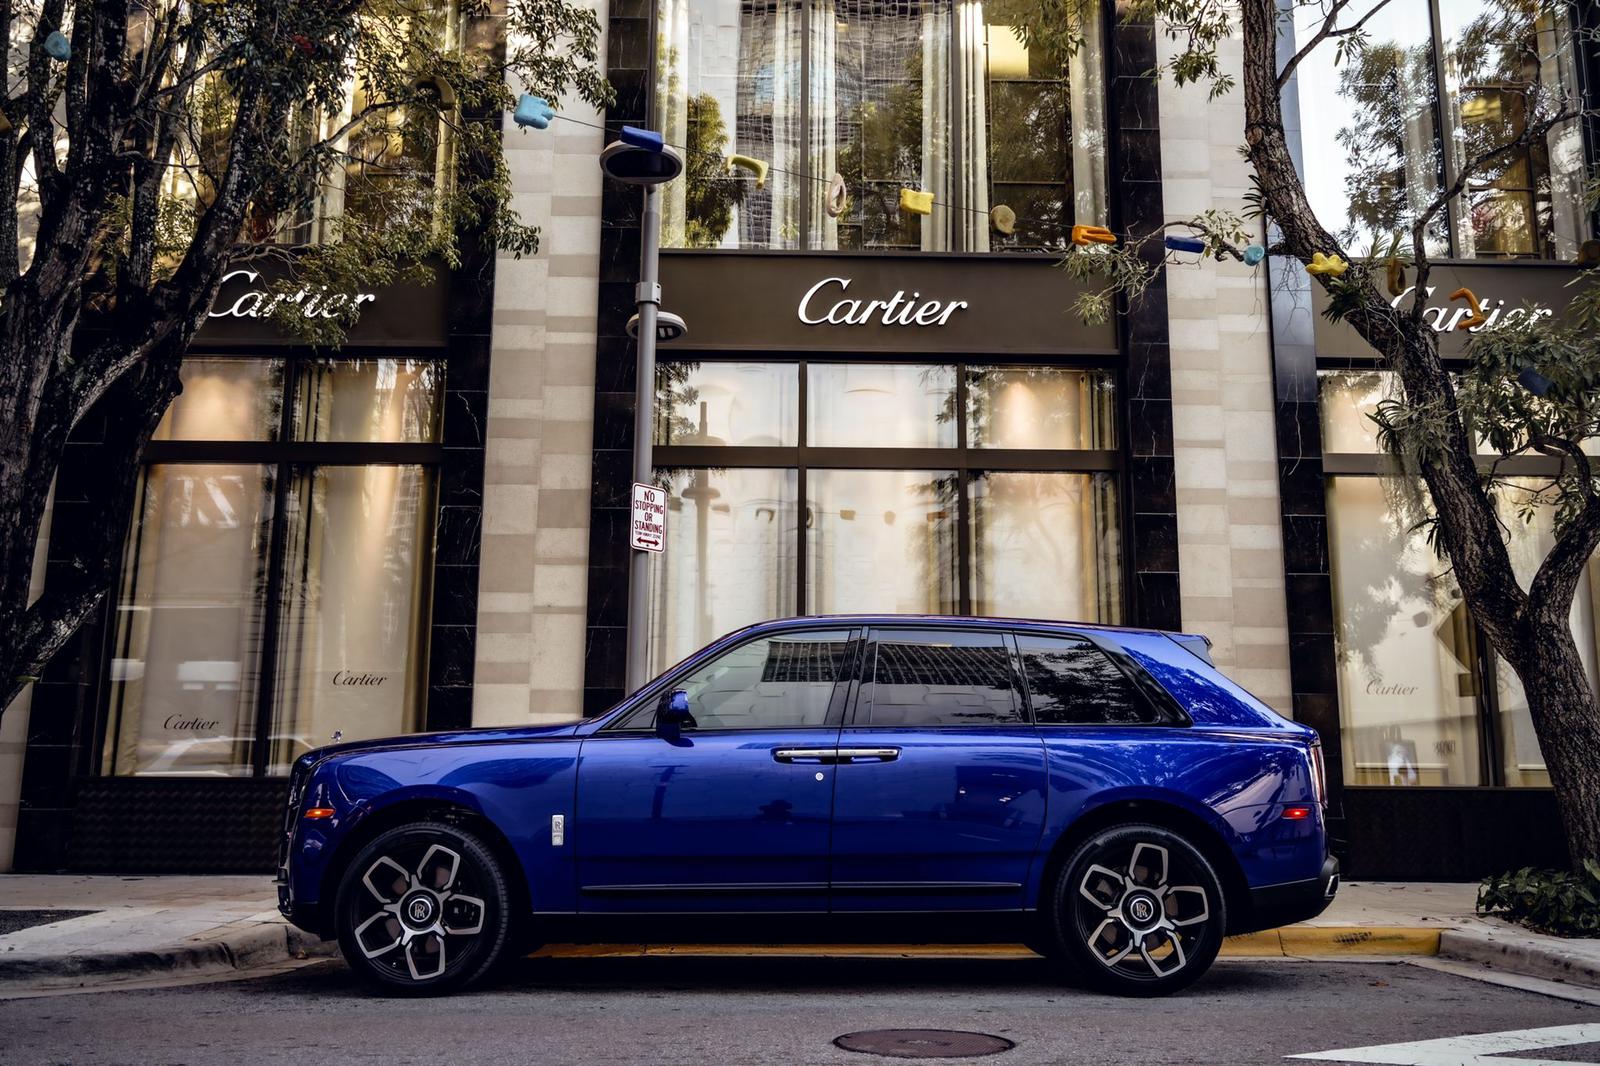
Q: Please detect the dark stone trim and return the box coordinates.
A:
[581,5,1180,710]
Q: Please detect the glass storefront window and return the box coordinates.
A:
[1294,0,1589,260]
[103,464,276,776]
[648,468,800,674]
[269,465,436,774]
[1328,476,1483,785]
[969,471,1121,622]
[968,367,1116,449]
[102,355,443,778]
[292,360,444,443]
[807,363,958,448]
[655,0,1107,253]
[154,358,285,442]
[1440,0,1586,260]
[807,469,959,614]
[655,362,800,447]
[1319,370,1393,454]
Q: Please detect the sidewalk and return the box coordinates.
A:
[1,875,1596,993]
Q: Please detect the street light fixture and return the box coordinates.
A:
[600,128,685,693]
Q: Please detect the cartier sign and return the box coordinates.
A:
[208,269,378,321]
[1312,262,1579,359]
[797,276,970,327]
[661,250,1117,356]
[196,256,448,346]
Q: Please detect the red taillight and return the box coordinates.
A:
[1282,806,1312,821]
[1309,741,1328,808]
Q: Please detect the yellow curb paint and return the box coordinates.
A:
[531,928,1440,962]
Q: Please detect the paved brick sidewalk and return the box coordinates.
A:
[1,874,1595,992]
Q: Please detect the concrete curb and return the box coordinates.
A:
[1438,925,1600,990]
[0,919,333,990]
[1222,926,1441,957]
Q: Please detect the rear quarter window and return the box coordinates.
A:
[1017,634,1159,725]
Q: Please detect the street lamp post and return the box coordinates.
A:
[599,130,685,693]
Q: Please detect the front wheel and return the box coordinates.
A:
[335,821,513,995]
[1049,823,1226,997]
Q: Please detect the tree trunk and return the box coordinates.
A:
[1236,0,1600,869]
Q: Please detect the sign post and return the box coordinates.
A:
[630,482,666,554]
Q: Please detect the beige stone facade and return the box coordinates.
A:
[1157,29,1294,714]
[472,32,609,728]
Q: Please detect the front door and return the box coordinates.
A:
[830,627,1048,912]
[574,628,858,913]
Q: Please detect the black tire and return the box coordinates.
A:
[335,821,513,996]
[1049,823,1226,997]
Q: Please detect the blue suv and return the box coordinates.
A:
[278,617,1337,996]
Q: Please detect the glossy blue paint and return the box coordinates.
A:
[280,615,1331,933]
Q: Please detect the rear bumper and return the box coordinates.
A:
[1235,854,1340,935]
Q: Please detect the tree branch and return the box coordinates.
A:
[1277,0,1397,90]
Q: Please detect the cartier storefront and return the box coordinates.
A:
[13,262,491,872]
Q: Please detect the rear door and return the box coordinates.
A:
[829,626,1048,912]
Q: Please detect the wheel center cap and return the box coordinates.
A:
[1123,891,1160,928]
[401,892,436,928]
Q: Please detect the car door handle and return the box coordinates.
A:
[836,748,900,762]
[773,748,839,763]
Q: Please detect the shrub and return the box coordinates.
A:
[1478,860,1600,937]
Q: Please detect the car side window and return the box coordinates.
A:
[864,629,1020,726]
[1018,634,1157,725]
[671,629,854,730]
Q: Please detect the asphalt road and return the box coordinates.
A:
[2,955,1598,1065]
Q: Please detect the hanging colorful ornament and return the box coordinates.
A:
[620,125,665,151]
[825,173,848,218]
[1448,287,1487,330]
[899,188,934,216]
[1071,224,1116,247]
[1164,234,1206,254]
[1385,257,1406,297]
[1306,252,1348,277]
[726,154,769,189]
[290,33,316,56]
[989,204,1016,236]
[1242,244,1266,266]
[1518,367,1554,396]
[42,30,70,61]
[513,94,555,130]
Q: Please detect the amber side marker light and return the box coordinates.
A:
[303,807,337,820]
[1282,806,1312,821]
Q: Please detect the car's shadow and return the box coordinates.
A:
[279,951,1304,1002]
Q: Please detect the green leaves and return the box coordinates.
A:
[1479,863,1600,937]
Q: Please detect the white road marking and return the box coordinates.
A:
[1288,1023,1600,1065]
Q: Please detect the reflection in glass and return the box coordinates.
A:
[968,367,1116,449]
[102,465,275,776]
[649,468,800,674]
[969,472,1120,622]
[1018,634,1151,724]
[292,359,443,443]
[656,0,1106,252]
[269,465,436,774]
[154,358,285,442]
[807,363,957,448]
[1318,370,1393,455]
[1328,476,1482,785]
[1440,0,1586,259]
[655,362,799,447]
[808,469,957,614]
[1295,0,1447,256]
[656,0,804,249]
[867,629,1019,725]
[673,630,853,728]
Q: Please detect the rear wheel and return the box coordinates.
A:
[335,821,513,995]
[1049,823,1225,996]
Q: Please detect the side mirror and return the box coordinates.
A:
[655,690,694,741]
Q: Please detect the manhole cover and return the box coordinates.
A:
[833,1029,1014,1059]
